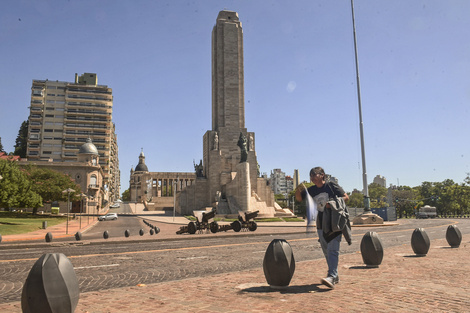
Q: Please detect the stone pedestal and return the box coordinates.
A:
[235,161,251,212]
[353,212,384,225]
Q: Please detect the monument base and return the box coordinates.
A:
[353,213,384,225]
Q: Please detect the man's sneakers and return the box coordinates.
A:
[320,276,339,289]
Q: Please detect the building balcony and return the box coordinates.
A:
[88,184,100,190]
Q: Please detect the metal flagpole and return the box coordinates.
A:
[350,0,370,212]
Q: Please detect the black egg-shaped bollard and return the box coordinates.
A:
[263,239,295,289]
[360,231,384,267]
[150,228,155,235]
[21,253,79,313]
[411,228,430,256]
[103,230,109,239]
[139,229,144,236]
[74,231,82,241]
[124,229,130,238]
[45,232,53,243]
[446,225,462,248]
[154,226,160,234]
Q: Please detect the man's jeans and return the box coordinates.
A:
[317,229,341,278]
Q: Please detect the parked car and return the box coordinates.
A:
[110,203,120,208]
[98,213,118,221]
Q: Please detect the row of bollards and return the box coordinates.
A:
[19,223,464,311]
[361,224,463,267]
[41,220,162,242]
[21,220,163,311]
[263,224,464,289]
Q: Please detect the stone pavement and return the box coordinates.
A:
[1,210,469,312]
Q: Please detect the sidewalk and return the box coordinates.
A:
[1,214,98,243]
[2,211,469,312]
[1,237,468,312]
[72,237,469,313]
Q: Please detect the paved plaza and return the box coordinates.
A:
[1,209,470,312]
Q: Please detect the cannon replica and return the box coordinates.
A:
[219,210,259,232]
[176,209,219,234]
[176,209,259,234]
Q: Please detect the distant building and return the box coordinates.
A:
[269,169,295,195]
[293,169,300,189]
[18,139,105,214]
[26,73,120,202]
[327,175,338,184]
[286,175,294,194]
[373,175,387,187]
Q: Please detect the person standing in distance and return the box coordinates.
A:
[295,167,349,289]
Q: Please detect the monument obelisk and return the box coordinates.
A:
[177,10,277,216]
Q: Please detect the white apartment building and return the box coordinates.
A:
[269,169,294,195]
[26,73,120,202]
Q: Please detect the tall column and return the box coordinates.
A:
[212,10,244,131]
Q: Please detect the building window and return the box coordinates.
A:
[90,175,97,186]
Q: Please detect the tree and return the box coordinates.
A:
[14,120,28,158]
[293,182,314,217]
[392,186,420,218]
[368,183,388,208]
[122,188,130,201]
[275,193,288,208]
[0,159,42,210]
[347,189,364,208]
[23,165,81,214]
[0,137,4,152]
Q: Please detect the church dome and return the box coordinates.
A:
[79,138,99,155]
[135,148,148,172]
[135,163,148,172]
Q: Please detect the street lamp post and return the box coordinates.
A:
[173,176,179,222]
[350,0,370,212]
[349,0,382,225]
[79,193,86,230]
[62,188,75,235]
[87,195,90,224]
[135,183,138,214]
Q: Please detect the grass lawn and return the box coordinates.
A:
[0,212,67,236]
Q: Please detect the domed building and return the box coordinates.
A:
[134,149,148,172]
[18,138,105,215]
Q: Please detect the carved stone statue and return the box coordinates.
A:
[194,159,204,177]
[215,191,221,203]
[249,134,254,151]
[213,132,219,150]
[237,132,248,163]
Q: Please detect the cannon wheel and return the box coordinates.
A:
[210,221,219,233]
[232,220,242,232]
[248,221,257,232]
[188,222,197,234]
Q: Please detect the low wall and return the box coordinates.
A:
[145,197,175,211]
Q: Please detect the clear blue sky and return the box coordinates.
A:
[1,1,469,194]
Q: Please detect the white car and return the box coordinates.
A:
[110,203,120,208]
[98,213,118,221]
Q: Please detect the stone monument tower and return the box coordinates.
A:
[177,10,278,217]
